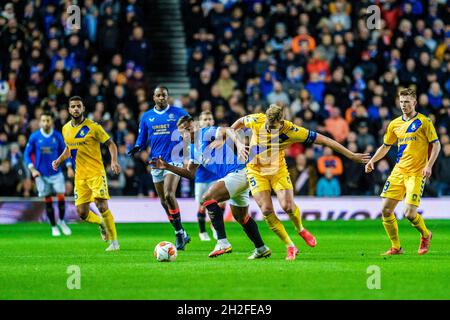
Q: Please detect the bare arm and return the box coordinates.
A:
[52,147,71,171]
[209,124,249,161]
[105,139,121,174]
[422,141,441,178]
[150,158,199,180]
[314,133,371,164]
[365,144,391,173]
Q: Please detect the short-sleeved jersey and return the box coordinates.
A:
[62,118,110,180]
[192,126,220,183]
[383,112,439,175]
[243,113,317,175]
[190,126,245,179]
[135,105,188,163]
[24,128,68,177]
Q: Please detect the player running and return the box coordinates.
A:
[365,88,440,255]
[195,111,223,241]
[151,115,272,259]
[230,104,370,260]
[52,96,121,251]
[129,86,191,250]
[24,110,73,237]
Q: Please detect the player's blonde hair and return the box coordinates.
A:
[265,104,284,124]
[398,88,416,100]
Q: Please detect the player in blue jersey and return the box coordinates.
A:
[24,111,73,237]
[129,86,191,250]
[195,111,223,241]
[151,115,272,259]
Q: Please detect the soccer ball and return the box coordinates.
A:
[154,241,177,262]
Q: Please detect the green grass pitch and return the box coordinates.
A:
[1,219,449,300]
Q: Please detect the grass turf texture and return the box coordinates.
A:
[0,220,449,300]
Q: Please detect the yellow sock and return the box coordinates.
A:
[264,212,294,247]
[101,209,117,241]
[85,211,102,225]
[286,206,303,232]
[410,214,430,238]
[382,215,401,249]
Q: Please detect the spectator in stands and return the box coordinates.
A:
[356,122,376,152]
[123,26,150,69]
[316,168,341,197]
[435,143,450,196]
[324,107,349,144]
[214,68,236,100]
[317,147,343,176]
[267,81,290,106]
[0,159,20,196]
[305,72,326,105]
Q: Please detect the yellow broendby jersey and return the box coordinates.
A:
[62,118,110,180]
[383,112,438,175]
[243,113,316,175]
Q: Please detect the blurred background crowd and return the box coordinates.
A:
[0,0,449,198]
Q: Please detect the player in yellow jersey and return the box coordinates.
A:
[52,96,121,251]
[230,104,370,260]
[365,88,441,255]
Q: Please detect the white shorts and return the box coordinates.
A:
[218,169,249,207]
[35,172,65,197]
[151,162,183,184]
[195,181,215,203]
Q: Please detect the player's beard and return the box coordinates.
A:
[71,113,83,123]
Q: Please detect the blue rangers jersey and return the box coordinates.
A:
[135,105,188,163]
[191,126,245,179]
[24,128,70,176]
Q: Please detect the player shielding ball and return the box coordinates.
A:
[24,111,73,237]
[365,88,441,255]
[52,96,121,251]
[151,115,272,259]
[129,86,191,250]
[230,104,370,260]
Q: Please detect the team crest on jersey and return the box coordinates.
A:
[75,126,90,138]
[168,113,176,121]
[406,119,422,133]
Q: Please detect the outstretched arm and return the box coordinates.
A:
[314,133,371,164]
[365,144,391,173]
[105,139,121,174]
[211,117,248,160]
[150,158,199,180]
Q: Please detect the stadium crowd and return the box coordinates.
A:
[0,0,449,199]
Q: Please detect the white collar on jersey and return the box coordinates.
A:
[40,128,54,138]
[153,105,170,115]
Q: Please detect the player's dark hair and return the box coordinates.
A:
[154,85,169,95]
[69,96,83,103]
[177,115,193,127]
[41,110,54,119]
